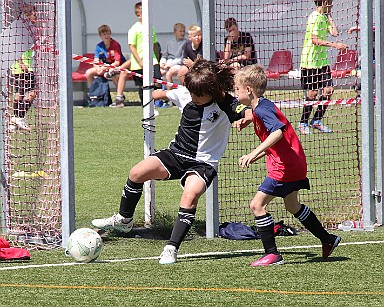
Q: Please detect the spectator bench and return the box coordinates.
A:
[72,53,137,105]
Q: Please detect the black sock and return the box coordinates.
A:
[300,100,314,124]
[119,179,143,218]
[255,213,278,254]
[313,97,328,121]
[167,207,196,249]
[13,99,24,118]
[294,204,329,243]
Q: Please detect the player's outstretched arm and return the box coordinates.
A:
[239,129,283,168]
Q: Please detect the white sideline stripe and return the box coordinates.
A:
[0,240,383,271]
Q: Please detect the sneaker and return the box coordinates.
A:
[109,102,125,108]
[297,122,311,135]
[104,69,118,79]
[109,95,125,108]
[11,116,31,131]
[322,234,341,259]
[250,253,284,267]
[310,119,333,133]
[159,245,178,264]
[91,213,133,233]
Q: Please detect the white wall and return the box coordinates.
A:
[71,0,201,66]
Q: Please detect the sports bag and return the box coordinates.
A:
[88,76,112,107]
[219,222,260,240]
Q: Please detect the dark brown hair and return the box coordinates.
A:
[184,58,235,102]
[224,17,237,30]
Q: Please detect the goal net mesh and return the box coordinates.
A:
[215,0,361,229]
[1,0,61,249]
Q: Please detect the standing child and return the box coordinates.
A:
[234,64,341,266]
[298,0,347,134]
[159,23,187,89]
[92,59,252,265]
[9,4,37,131]
[126,1,162,104]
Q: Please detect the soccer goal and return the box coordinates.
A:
[0,0,74,249]
[203,0,381,233]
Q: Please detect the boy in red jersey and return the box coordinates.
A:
[85,25,126,88]
[234,65,341,266]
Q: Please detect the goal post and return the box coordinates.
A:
[205,0,380,231]
[374,0,384,226]
[0,0,74,249]
[57,0,75,247]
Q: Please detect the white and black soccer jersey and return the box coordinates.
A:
[169,93,249,168]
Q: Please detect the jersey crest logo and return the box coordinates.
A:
[206,110,220,123]
[235,104,247,113]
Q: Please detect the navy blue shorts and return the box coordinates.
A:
[258,177,310,198]
[151,149,217,190]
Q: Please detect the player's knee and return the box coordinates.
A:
[14,93,21,101]
[306,92,317,101]
[29,91,36,100]
[180,192,199,208]
[129,166,142,182]
[323,87,334,98]
[85,68,95,79]
[249,200,264,215]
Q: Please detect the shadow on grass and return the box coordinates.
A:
[97,213,207,241]
[183,250,319,263]
[178,250,350,265]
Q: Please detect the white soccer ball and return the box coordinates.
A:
[65,228,103,263]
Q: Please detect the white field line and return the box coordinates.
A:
[0,240,383,271]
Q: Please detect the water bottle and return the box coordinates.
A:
[337,220,374,231]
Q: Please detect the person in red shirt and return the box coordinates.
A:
[85,24,126,89]
[234,64,341,266]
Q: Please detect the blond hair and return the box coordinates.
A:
[235,65,267,98]
[188,24,201,35]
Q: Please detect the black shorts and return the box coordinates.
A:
[9,72,35,95]
[151,149,217,190]
[300,66,333,91]
[132,64,162,88]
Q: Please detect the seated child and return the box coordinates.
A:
[85,24,126,92]
[159,23,187,89]
[178,24,203,80]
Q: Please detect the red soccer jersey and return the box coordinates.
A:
[95,38,125,65]
[253,97,307,182]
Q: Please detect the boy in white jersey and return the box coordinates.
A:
[152,70,191,111]
[92,59,252,264]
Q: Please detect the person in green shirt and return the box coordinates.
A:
[9,4,37,131]
[124,2,161,104]
[298,0,347,135]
